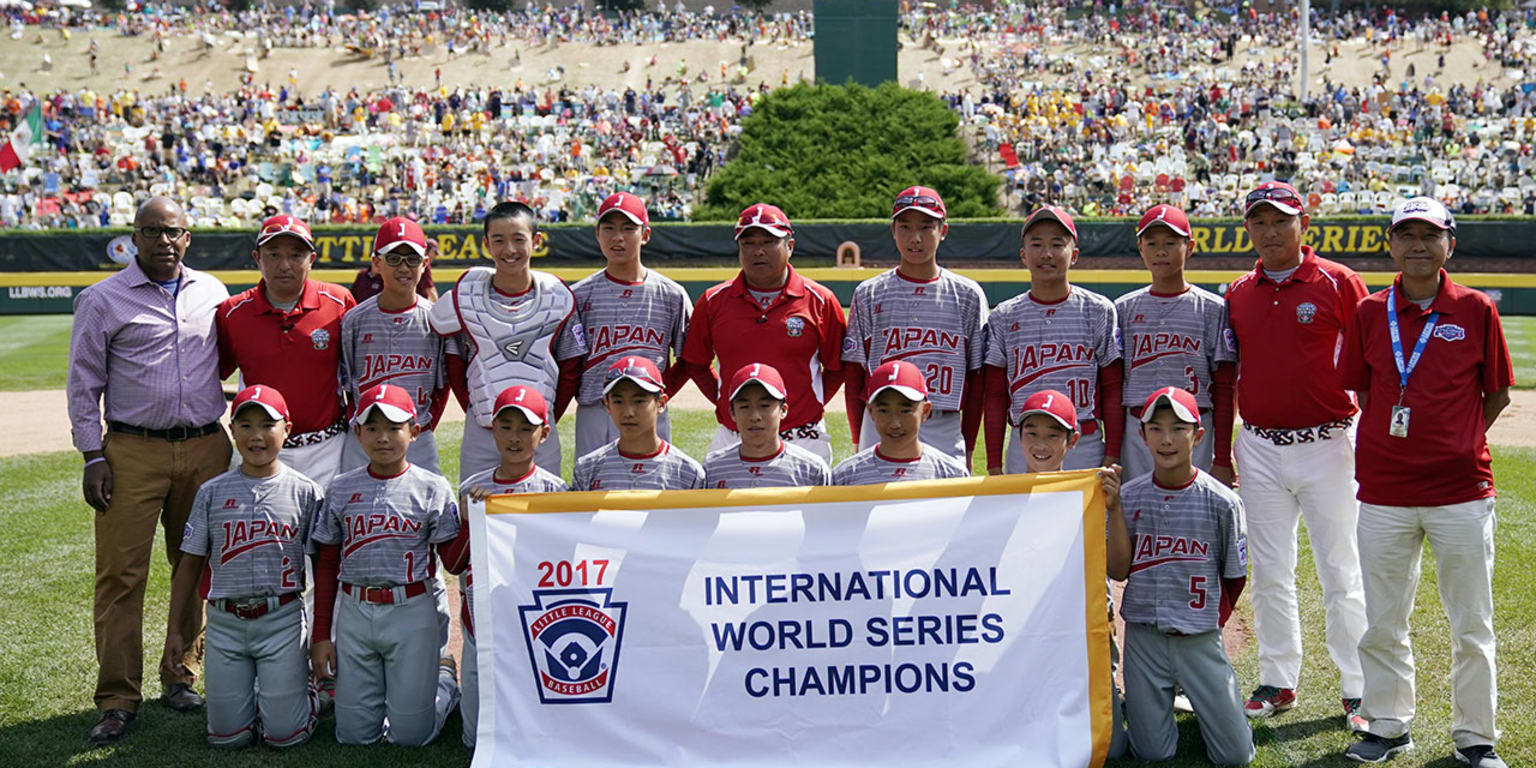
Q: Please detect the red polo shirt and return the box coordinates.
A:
[217,280,356,434]
[682,266,847,430]
[1226,247,1367,429]
[1341,272,1513,507]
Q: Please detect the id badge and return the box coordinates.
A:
[1389,405,1410,438]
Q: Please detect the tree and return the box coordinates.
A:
[697,82,1002,220]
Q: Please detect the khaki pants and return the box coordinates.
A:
[1358,499,1500,749]
[95,428,232,713]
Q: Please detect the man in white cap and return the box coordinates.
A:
[1339,197,1512,767]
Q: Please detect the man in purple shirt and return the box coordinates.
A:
[67,196,233,745]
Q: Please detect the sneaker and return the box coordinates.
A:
[1345,732,1413,763]
[1455,744,1508,768]
[1243,685,1296,719]
[314,678,335,716]
[1343,697,1369,733]
[1173,692,1194,714]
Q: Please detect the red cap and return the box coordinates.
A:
[1243,180,1305,217]
[865,360,928,402]
[603,356,665,395]
[373,216,428,258]
[892,185,946,220]
[256,215,315,249]
[1022,205,1078,241]
[1017,389,1077,432]
[734,203,793,240]
[493,385,547,426]
[352,384,417,425]
[231,385,290,421]
[1140,386,1201,426]
[1137,204,1191,238]
[597,192,650,227]
[727,362,788,402]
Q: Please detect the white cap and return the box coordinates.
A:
[1390,196,1455,233]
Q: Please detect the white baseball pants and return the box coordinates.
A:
[1234,425,1367,697]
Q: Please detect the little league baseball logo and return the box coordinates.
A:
[519,588,628,704]
[310,328,331,350]
[1434,323,1467,342]
[1295,302,1318,324]
[785,316,805,337]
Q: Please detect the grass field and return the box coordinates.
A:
[0,408,1531,767]
[12,312,1536,392]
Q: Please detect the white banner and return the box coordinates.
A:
[470,473,1113,768]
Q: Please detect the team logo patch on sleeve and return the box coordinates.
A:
[1223,328,1237,353]
[841,337,856,353]
[519,588,628,704]
[1295,302,1317,324]
[785,317,805,337]
[1433,323,1466,342]
[310,329,331,350]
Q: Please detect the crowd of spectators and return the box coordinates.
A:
[7,1,1536,229]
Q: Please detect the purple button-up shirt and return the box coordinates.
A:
[67,257,230,453]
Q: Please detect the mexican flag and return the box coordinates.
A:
[0,105,43,173]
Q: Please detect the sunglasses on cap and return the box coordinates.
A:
[1244,187,1303,208]
[893,194,941,208]
[381,252,424,267]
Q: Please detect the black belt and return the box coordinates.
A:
[283,421,347,449]
[108,421,221,442]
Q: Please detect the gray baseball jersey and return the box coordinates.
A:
[1115,285,1236,409]
[830,446,971,486]
[338,295,454,428]
[569,268,691,405]
[702,442,832,489]
[985,287,1121,423]
[843,268,989,411]
[429,268,587,428]
[457,465,569,630]
[311,465,460,586]
[1119,470,1248,635]
[181,464,322,600]
[572,441,707,491]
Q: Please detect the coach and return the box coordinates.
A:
[216,215,356,488]
[1339,198,1511,767]
[1225,181,1369,727]
[680,203,847,463]
[67,197,233,744]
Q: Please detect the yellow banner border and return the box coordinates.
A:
[484,470,1114,765]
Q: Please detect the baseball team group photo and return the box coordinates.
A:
[2,1,1535,767]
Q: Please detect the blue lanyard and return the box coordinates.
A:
[1386,285,1438,395]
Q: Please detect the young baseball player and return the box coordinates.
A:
[842,186,989,463]
[985,205,1124,475]
[443,385,570,748]
[429,201,587,482]
[565,192,692,459]
[1116,205,1238,484]
[831,360,970,485]
[1015,387,1134,760]
[162,385,320,748]
[703,363,832,488]
[1117,387,1254,766]
[309,384,461,746]
[572,356,706,491]
[339,216,452,475]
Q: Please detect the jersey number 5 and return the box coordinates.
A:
[1189,575,1207,610]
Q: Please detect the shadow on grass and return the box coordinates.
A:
[0,708,473,768]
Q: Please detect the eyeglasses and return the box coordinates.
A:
[1244,187,1302,208]
[137,226,188,241]
[381,252,424,267]
[894,194,942,208]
